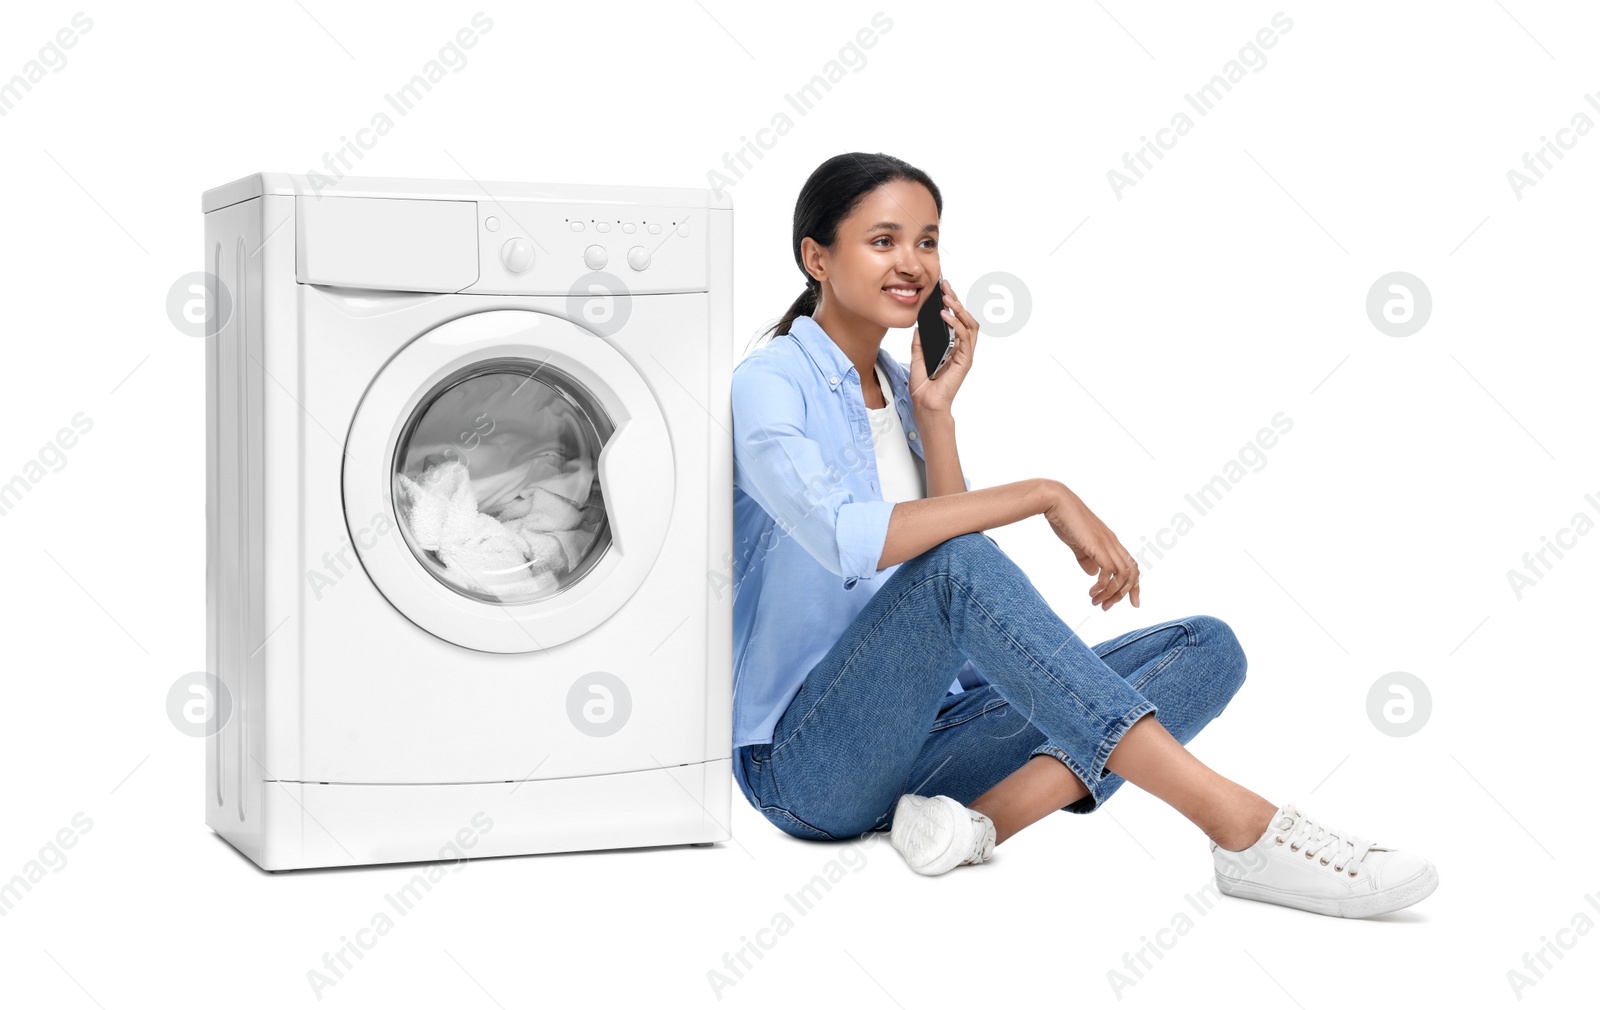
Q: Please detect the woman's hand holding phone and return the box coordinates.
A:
[1040,481,1142,610]
[910,277,978,415]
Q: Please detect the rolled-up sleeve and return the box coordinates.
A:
[731,359,895,590]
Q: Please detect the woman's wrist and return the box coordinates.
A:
[1031,478,1070,517]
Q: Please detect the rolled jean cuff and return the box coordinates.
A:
[1028,698,1157,814]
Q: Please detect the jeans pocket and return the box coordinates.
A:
[734,744,775,810]
[744,745,838,840]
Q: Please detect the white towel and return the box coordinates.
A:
[395,458,604,600]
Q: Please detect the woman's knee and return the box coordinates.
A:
[1187,614,1247,697]
[913,531,1003,571]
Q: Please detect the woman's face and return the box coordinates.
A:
[808,178,940,330]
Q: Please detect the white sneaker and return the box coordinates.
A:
[889,794,996,876]
[1211,800,1439,918]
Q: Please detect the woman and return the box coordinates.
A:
[728,152,1438,918]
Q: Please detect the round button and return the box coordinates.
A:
[484,216,500,232]
[501,237,535,274]
[677,221,690,237]
[626,246,650,271]
[829,375,839,385]
[584,244,608,270]
[908,431,917,440]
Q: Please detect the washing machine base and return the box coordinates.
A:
[211,758,732,871]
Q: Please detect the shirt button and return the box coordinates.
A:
[908,432,917,440]
[829,375,839,385]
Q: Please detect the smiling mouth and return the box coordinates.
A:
[883,285,922,303]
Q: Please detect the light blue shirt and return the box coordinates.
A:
[730,313,985,748]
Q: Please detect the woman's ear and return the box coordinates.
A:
[799,237,832,291]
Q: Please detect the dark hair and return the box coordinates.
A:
[748,152,942,355]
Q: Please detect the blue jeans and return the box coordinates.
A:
[734,532,1249,841]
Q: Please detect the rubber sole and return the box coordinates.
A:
[1215,862,1439,918]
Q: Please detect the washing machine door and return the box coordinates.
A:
[343,309,673,653]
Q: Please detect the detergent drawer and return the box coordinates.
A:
[296,195,479,292]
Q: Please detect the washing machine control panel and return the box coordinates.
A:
[463,201,709,296]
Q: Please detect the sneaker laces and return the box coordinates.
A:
[1276,802,1375,876]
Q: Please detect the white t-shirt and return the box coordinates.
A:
[868,363,926,502]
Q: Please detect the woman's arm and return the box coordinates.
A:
[878,478,1143,610]
[915,409,966,497]
[878,478,1056,569]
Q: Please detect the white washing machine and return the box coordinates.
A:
[200,174,733,870]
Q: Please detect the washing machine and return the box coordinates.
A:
[200,174,734,870]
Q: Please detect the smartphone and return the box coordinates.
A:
[916,276,956,379]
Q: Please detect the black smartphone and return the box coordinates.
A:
[916,276,956,379]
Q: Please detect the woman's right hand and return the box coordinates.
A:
[1040,480,1141,610]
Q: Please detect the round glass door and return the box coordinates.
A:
[392,358,613,605]
[343,308,674,654]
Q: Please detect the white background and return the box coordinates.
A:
[1,1,1596,1006]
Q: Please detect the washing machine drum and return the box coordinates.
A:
[394,365,611,604]
[344,310,673,653]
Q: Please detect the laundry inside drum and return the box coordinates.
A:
[391,359,614,605]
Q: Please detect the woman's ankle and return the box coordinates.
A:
[1207,795,1279,851]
